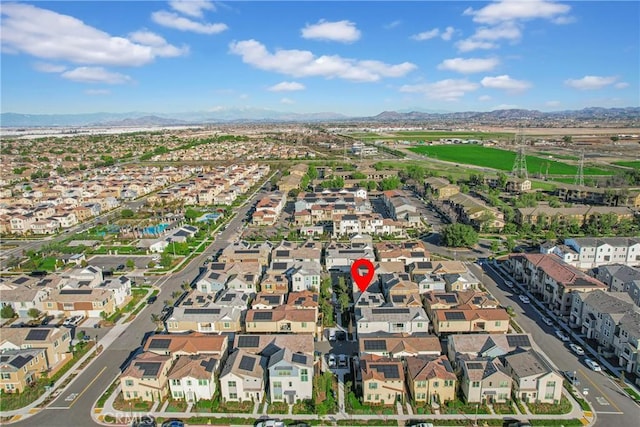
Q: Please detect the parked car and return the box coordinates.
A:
[584,358,602,372]
[147,295,157,304]
[338,354,348,368]
[408,423,435,427]
[116,264,125,271]
[336,331,346,341]
[327,354,336,368]
[160,420,184,427]
[63,315,85,328]
[569,343,585,355]
[563,370,580,386]
[255,420,284,427]
[328,330,336,341]
[555,329,570,342]
[519,295,530,304]
[504,281,514,288]
[540,316,553,326]
[132,415,156,427]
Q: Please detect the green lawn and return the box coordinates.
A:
[350,131,514,140]
[408,145,613,176]
[530,180,558,191]
[614,161,640,169]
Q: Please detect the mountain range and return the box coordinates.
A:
[1,107,639,128]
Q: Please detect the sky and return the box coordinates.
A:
[1,0,638,116]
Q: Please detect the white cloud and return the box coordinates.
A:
[492,104,519,109]
[61,67,131,84]
[34,62,67,73]
[411,27,456,41]
[464,0,571,25]
[481,75,531,92]
[441,26,455,41]
[280,97,295,104]
[169,0,215,18]
[268,81,306,92]
[545,100,561,107]
[151,10,228,34]
[384,20,402,30]
[438,57,499,74]
[1,3,187,67]
[400,79,479,101]
[455,39,498,52]
[615,82,629,89]
[301,20,361,43]
[229,39,416,82]
[84,89,111,95]
[478,95,492,101]
[128,30,189,57]
[411,28,440,41]
[564,75,618,90]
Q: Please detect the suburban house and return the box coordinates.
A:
[0,327,72,370]
[594,264,640,307]
[358,354,405,405]
[375,241,430,266]
[460,358,512,403]
[289,261,322,292]
[564,237,640,269]
[507,253,607,317]
[232,334,315,358]
[42,288,116,318]
[569,289,639,357]
[252,292,286,309]
[252,192,286,226]
[97,276,132,308]
[168,355,219,402]
[245,306,317,335]
[405,355,457,405]
[432,307,510,335]
[219,241,271,266]
[268,348,314,403]
[381,190,421,225]
[424,177,460,200]
[165,307,243,334]
[214,289,251,310]
[120,352,172,402]
[0,348,48,393]
[143,332,228,361]
[615,311,640,375]
[443,272,481,292]
[355,307,429,335]
[447,334,533,365]
[325,243,375,272]
[358,333,442,358]
[220,349,266,403]
[271,240,323,263]
[0,274,60,317]
[503,349,563,404]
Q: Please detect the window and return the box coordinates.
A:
[301,369,308,382]
[369,382,378,389]
[173,391,183,398]
[433,381,439,388]
[547,381,556,387]
[186,380,192,386]
[172,379,181,386]
[229,392,237,399]
[133,391,138,398]
[416,381,426,388]
[227,381,236,388]
[301,322,307,328]
[198,379,208,386]
[417,322,423,328]
[499,381,509,388]
[367,394,371,401]
[224,322,230,329]
[472,381,480,388]
[444,380,454,387]
[0,373,10,380]
[125,379,134,387]
[545,392,555,399]
[495,321,501,326]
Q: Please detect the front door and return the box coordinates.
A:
[288,394,294,404]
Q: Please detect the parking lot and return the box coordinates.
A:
[88,255,159,271]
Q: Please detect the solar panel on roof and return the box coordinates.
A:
[14,277,29,284]
[237,335,260,348]
[221,293,234,302]
[136,362,161,377]
[272,262,289,270]
[292,353,307,365]
[275,250,289,257]
[0,356,9,363]
[506,335,531,348]
[210,263,226,271]
[364,340,387,351]
[239,355,256,371]
[201,358,217,373]
[184,308,220,315]
[467,362,484,370]
[60,289,93,295]
[440,294,458,303]
[25,329,49,341]
[392,295,404,303]
[369,364,400,379]
[444,311,466,320]
[372,308,410,315]
[147,338,171,350]
[253,312,272,321]
[265,296,281,304]
[183,301,193,306]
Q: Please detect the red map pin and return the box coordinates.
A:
[351,258,375,292]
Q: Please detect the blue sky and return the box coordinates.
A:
[1,0,638,116]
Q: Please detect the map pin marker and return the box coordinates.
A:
[351,258,375,292]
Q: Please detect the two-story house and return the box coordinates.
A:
[405,355,457,405]
[220,349,266,403]
[268,349,313,404]
[120,352,172,402]
[168,355,219,402]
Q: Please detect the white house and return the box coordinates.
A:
[268,348,313,404]
[289,261,322,292]
[220,349,265,403]
[168,355,219,402]
[355,306,430,335]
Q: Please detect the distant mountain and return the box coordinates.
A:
[1,106,638,128]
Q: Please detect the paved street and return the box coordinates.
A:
[468,262,639,427]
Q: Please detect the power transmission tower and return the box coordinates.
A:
[574,149,585,186]
[511,130,528,179]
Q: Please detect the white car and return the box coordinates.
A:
[584,358,602,372]
[327,354,336,368]
[505,281,514,288]
[555,329,570,342]
[569,343,585,355]
[519,295,530,304]
[540,316,553,326]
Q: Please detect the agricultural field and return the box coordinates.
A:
[613,161,640,169]
[346,131,514,141]
[408,145,614,176]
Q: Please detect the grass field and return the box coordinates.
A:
[408,145,613,176]
[348,131,514,141]
[614,161,640,169]
[535,151,579,160]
